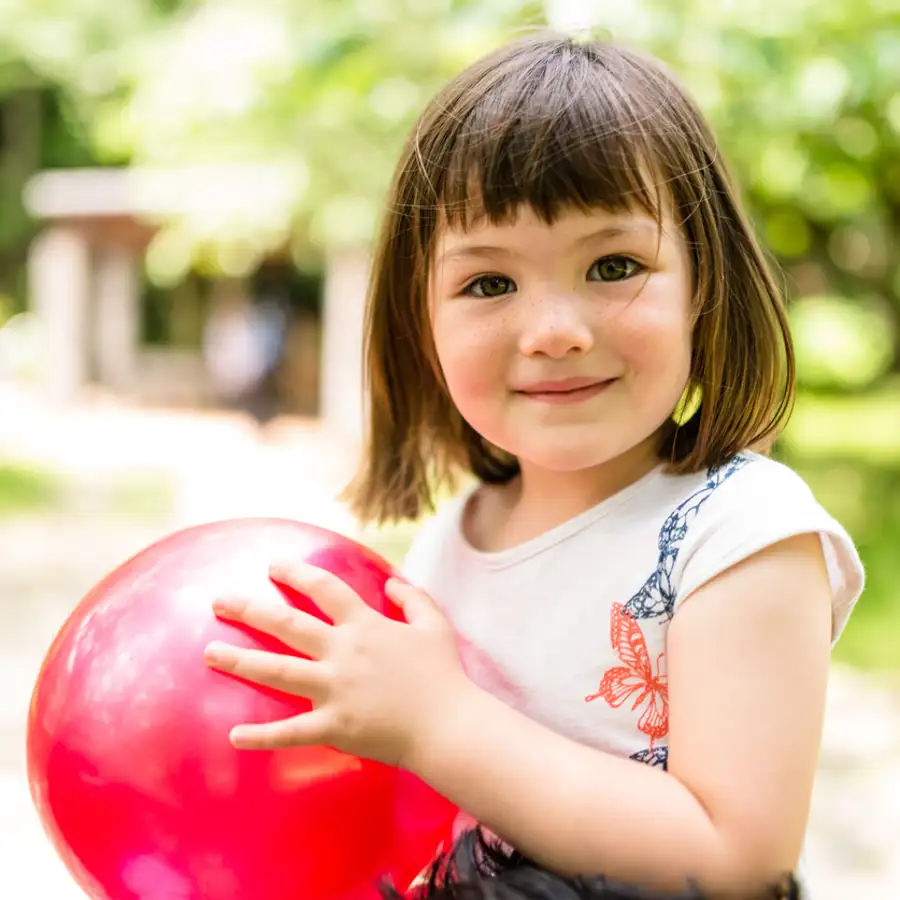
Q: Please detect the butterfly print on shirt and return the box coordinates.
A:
[587,456,754,769]
[586,603,668,740]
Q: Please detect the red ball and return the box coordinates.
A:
[26,518,456,900]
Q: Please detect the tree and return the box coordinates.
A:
[81,0,537,278]
[5,0,899,385]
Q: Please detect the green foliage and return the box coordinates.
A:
[2,0,899,320]
[790,296,895,391]
[81,0,535,276]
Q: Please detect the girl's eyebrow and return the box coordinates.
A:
[437,221,660,264]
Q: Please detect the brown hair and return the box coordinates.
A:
[343,31,795,525]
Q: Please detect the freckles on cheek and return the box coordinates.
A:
[435,318,503,410]
[618,299,691,362]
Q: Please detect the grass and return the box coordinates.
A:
[0,458,176,522]
[104,471,177,520]
[0,462,65,516]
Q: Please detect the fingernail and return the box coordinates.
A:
[212,598,233,614]
[204,642,229,663]
[268,561,293,579]
[230,727,250,748]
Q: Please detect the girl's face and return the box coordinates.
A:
[429,204,694,476]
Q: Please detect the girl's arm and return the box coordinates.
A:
[404,533,833,895]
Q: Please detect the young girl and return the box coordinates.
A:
[203,32,865,898]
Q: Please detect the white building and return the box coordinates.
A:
[22,165,369,442]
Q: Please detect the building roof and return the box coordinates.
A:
[23,163,302,222]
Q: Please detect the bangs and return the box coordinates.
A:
[426,42,668,231]
[350,32,795,524]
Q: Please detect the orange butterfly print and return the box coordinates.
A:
[585,602,668,743]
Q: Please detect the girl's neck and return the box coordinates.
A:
[468,436,661,553]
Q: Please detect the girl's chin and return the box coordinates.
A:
[511,437,660,477]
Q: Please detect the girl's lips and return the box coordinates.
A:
[516,379,616,404]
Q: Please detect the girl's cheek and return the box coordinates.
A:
[609,295,691,361]
[436,324,508,414]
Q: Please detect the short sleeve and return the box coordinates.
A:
[672,456,865,643]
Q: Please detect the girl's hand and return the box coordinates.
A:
[202,562,467,769]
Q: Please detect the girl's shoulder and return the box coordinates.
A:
[653,450,806,506]
[398,485,473,586]
[662,451,865,642]
[661,449,836,525]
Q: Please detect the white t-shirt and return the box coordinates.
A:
[401,451,865,890]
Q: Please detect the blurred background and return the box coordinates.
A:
[0,0,897,896]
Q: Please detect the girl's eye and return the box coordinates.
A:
[588,256,643,282]
[463,275,516,298]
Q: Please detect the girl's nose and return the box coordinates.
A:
[518,296,594,359]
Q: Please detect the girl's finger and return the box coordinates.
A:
[384,578,444,625]
[268,561,367,624]
[204,642,327,699]
[229,709,334,750]
[212,596,329,658]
